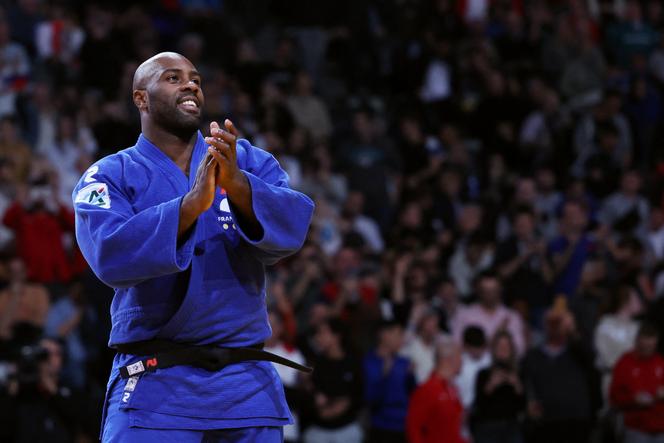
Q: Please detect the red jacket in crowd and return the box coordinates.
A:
[610,351,664,434]
[3,202,76,283]
[406,374,466,443]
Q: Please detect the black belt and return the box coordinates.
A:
[114,339,312,379]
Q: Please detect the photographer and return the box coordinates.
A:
[3,165,75,287]
[0,337,96,442]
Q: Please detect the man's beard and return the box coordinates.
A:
[150,94,201,140]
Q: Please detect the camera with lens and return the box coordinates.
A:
[0,343,50,393]
[15,343,50,387]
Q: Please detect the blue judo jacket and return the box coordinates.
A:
[73,132,314,430]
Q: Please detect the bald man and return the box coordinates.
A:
[406,338,467,443]
[73,52,314,442]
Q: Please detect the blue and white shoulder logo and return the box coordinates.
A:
[75,182,111,209]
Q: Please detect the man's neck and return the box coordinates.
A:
[480,302,499,314]
[436,365,455,381]
[143,127,198,175]
[376,344,394,359]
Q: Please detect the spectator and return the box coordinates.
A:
[599,170,650,240]
[0,15,29,118]
[522,308,600,443]
[649,207,664,261]
[607,0,659,68]
[610,322,664,443]
[452,271,526,356]
[0,116,31,184]
[406,337,466,443]
[2,338,96,442]
[455,326,491,411]
[573,91,633,177]
[547,200,597,299]
[265,310,307,443]
[0,257,49,340]
[448,232,495,300]
[304,318,363,443]
[338,109,397,228]
[432,278,462,334]
[570,258,610,348]
[40,113,98,206]
[3,170,75,286]
[339,191,384,254]
[363,320,415,443]
[401,309,443,385]
[286,71,332,141]
[472,331,526,443]
[495,206,552,327]
[595,285,642,396]
[44,278,96,390]
[583,121,625,198]
[35,4,84,66]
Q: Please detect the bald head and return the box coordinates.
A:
[433,336,462,378]
[132,51,204,140]
[132,52,192,91]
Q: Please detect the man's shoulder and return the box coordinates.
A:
[78,146,145,183]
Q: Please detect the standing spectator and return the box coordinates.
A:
[44,278,96,390]
[35,4,84,66]
[573,91,633,177]
[0,116,32,184]
[455,326,491,411]
[607,0,659,68]
[452,271,527,357]
[339,191,384,254]
[3,172,75,286]
[304,318,363,443]
[649,207,664,261]
[0,257,49,340]
[533,167,563,241]
[338,109,398,228]
[548,200,597,299]
[472,331,526,443]
[0,15,29,118]
[401,310,443,385]
[448,232,495,300]
[522,308,600,443]
[363,320,415,443]
[594,285,641,390]
[495,206,552,327]
[406,337,466,443]
[599,170,650,240]
[40,113,98,206]
[610,322,664,443]
[265,310,307,443]
[286,71,332,141]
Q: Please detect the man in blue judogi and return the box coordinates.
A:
[73,52,314,442]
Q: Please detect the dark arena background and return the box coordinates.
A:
[1,0,664,442]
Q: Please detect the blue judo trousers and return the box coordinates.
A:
[72,133,314,442]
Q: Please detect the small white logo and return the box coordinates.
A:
[124,376,139,392]
[83,166,99,183]
[122,392,131,403]
[219,197,230,213]
[75,183,111,209]
[126,361,145,376]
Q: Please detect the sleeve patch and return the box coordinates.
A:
[75,182,111,209]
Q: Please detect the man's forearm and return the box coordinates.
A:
[226,173,263,240]
[178,193,204,238]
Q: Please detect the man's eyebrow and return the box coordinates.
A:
[161,68,201,77]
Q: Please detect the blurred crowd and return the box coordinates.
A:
[0,0,664,442]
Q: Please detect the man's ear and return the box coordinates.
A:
[133,90,147,111]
